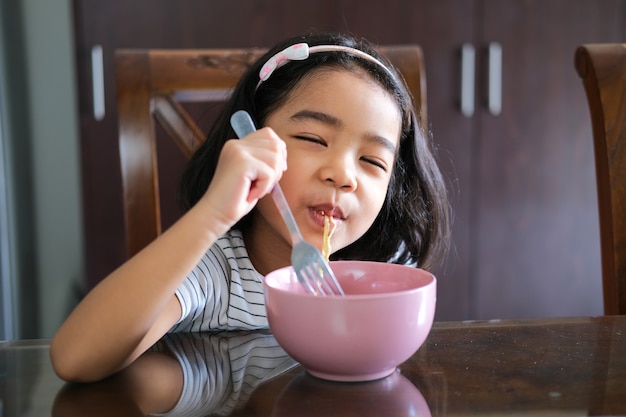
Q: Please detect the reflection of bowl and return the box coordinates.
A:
[272,370,431,417]
[264,261,436,382]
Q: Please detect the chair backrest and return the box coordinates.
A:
[115,45,428,259]
[575,43,626,315]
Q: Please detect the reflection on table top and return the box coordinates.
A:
[1,316,625,416]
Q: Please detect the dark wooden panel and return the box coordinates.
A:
[472,0,625,318]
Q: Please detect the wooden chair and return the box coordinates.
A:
[575,43,626,315]
[115,46,428,259]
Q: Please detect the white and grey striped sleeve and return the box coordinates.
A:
[170,230,269,332]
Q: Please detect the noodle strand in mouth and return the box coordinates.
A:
[322,214,336,261]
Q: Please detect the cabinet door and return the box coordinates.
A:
[470,0,625,318]
[401,0,477,319]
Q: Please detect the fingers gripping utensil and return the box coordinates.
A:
[230,110,345,296]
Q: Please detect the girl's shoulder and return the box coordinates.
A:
[210,229,258,277]
[214,229,248,259]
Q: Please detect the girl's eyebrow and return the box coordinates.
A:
[290,109,342,127]
[290,109,397,153]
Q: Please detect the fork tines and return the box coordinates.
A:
[297,263,345,296]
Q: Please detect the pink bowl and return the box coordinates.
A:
[264,260,436,382]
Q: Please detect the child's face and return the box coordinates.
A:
[256,69,402,256]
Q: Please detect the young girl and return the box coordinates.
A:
[51,32,450,382]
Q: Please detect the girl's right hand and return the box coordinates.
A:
[199,127,287,232]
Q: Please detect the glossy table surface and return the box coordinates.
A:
[1,316,625,416]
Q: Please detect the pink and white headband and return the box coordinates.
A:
[257,43,395,88]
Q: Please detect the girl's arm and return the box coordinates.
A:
[50,129,286,382]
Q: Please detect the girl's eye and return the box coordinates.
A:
[295,135,326,146]
[361,157,388,172]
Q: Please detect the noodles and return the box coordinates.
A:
[322,214,336,261]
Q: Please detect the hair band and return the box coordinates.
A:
[257,43,395,88]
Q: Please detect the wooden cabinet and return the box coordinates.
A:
[467,1,624,318]
[72,0,625,320]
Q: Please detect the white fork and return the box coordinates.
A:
[230,110,345,296]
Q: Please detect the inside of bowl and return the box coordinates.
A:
[264,268,310,294]
[265,261,434,296]
[334,262,433,295]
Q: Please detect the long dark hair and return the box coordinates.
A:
[178,32,450,271]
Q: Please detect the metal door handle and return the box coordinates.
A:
[460,43,475,117]
[487,42,502,116]
[91,45,105,121]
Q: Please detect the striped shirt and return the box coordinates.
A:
[170,229,268,332]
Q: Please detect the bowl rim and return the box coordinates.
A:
[263,261,436,301]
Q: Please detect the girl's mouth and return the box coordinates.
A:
[310,206,343,228]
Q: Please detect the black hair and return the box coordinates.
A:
[178,32,451,271]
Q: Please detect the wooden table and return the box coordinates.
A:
[1,316,625,416]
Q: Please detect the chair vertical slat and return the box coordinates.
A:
[576,43,626,315]
[116,50,161,257]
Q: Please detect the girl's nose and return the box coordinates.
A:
[320,156,358,191]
